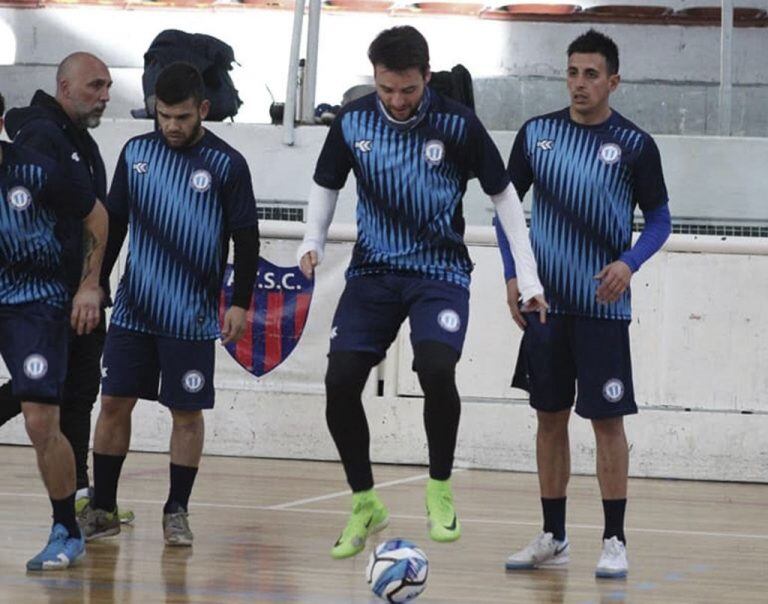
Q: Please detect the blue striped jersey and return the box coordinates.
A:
[314,90,509,289]
[107,130,258,340]
[509,108,668,320]
[0,141,95,307]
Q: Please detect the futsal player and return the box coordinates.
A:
[497,30,671,578]
[1,52,134,523]
[78,63,260,546]
[0,91,108,569]
[297,26,548,559]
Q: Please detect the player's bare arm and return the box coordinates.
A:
[71,199,108,335]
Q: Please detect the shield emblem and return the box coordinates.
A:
[219,257,314,377]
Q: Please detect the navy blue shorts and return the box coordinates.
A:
[512,313,637,419]
[0,302,69,403]
[329,274,470,359]
[101,325,215,410]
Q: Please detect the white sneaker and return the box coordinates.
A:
[595,536,628,579]
[505,531,570,570]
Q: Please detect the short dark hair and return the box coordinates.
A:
[0,92,5,116]
[368,26,430,76]
[567,29,619,75]
[154,62,205,106]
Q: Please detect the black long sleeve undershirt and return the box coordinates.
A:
[231,224,260,309]
[100,211,128,302]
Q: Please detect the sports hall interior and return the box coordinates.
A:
[0,1,766,602]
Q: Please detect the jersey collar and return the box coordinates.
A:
[376,87,431,133]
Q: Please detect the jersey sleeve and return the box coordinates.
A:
[106,146,131,220]
[313,116,354,190]
[223,153,259,230]
[633,135,669,212]
[466,114,510,196]
[507,125,534,199]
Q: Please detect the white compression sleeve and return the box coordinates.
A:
[296,182,340,266]
[491,184,544,302]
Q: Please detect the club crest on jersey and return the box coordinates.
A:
[190,169,212,192]
[598,143,622,165]
[71,152,81,162]
[8,186,32,211]
[424,140,445,165]
[354,140,373,153]
[133,162,148,175]
[219,258,315,377]
[603,378,625,403]
[437,309,461,333]
[536,139,554,151]
[182,370,205,393]
[23,354,48,380]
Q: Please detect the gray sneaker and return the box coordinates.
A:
[163,509,193,547]
[78,504,121,541]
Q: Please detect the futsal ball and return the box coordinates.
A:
[366,539,429,603]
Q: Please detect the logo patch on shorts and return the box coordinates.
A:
[437,309,461,333]
[23,354,48,380]
[8,186,32,211]
[603,378,625,403]
[598,143,622,165]
[190,169,212,192]
[424,140,445,166]
[182,370,205,393]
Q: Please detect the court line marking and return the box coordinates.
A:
[0,489,766,541]
[268,469,465,510]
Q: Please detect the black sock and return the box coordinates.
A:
[93,452,126,512]
[602,498,627,543]
[541,497,567,541]
[164,463,199,513]
[51,492,81,539]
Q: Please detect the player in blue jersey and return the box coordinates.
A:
[1,52,135,523]
[297,26,548,559]
[78,63,260,546]
[0,91,108,570]
[498,30,671,579]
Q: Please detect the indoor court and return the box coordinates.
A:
[1,445,765,603]
[1,0,767,602]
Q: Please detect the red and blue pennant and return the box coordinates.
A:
[219,258,314,377]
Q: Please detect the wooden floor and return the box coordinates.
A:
[0,445,766,603]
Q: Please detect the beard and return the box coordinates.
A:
[83,114,102,129]
[73,99,106,129]
[164,121,203,148]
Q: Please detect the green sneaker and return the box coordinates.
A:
[426,478,461,542]
[75,488,135,525]
[118,509,136,525]
[78,503,121,541]
[330,489,389,559]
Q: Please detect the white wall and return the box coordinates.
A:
[1,122,767,483]
[87,120,768,225]
[1,234,766,483]
[1,4,767,133]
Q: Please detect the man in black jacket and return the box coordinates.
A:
[2,52,132,522]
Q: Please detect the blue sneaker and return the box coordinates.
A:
[26,523,86,571]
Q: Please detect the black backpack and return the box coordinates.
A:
[428,64,475,111]
[142,29,242,121]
